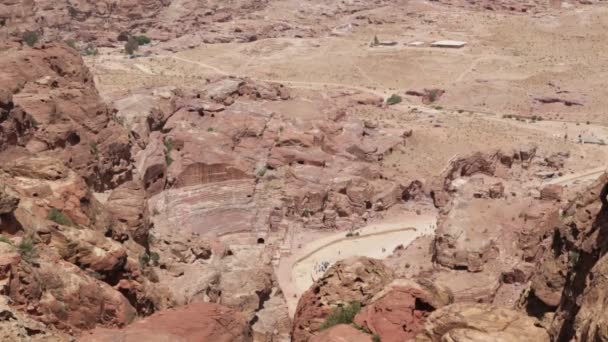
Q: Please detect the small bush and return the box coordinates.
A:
[372,335,382,342]
[124,37,139,55]
[139,253,150,268]
[164,138,174,152]
[48,208,73,226]
[320,302,362,330]
[386,94,402,106]
[256,165,267,178]
[427,89,442,103]
[207,127,214,132]
[569,250,580,268]
[83,44,98,56]
[149,252,160,266]
[140,252,160,268]
[89,142,99,157]
[0,235,11,244]
[164,138,174,166]
[371,35,379,47]
[18,237,37,262]
[66,39,77,49]
[346,232,353,237]
[134,35,151,45]
[22,31,39,47]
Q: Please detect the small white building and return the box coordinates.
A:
[431,40,467,48]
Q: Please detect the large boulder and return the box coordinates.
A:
[78,302,252,342]
[353,280,452,342]
[292,257,394,342]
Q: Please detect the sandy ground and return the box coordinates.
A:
[276,213,436,317]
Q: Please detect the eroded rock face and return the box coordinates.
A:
[415,303,550,342]
[292,257,394,342]
[0,42,132,191]
[0,295,70,342]
[353,280,452,342]
[525,173,608,341]
[79,302,252,342]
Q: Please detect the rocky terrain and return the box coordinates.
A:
[1,0,608,341]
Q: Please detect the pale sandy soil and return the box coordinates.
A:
[276,213,436,316]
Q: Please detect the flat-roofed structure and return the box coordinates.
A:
[431,40,467,48]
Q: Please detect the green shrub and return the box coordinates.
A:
[164,138,174,152]
[139,253,150,268]
[386,94,402,106]
[83,44,98,56]
[0,235,11,244]
[207,127,214,132]
[372,335,381,342]
[22,31,39,47]
[140,252,160,268]
[320,302,362,330]
[149,252,160,266]
[48,208,73,226]
[569,250,580,268]
[134,35,151,45]
[89,142,99,157]
[124,37,139,55]
[256,165,267,178]
[371,35,379,47]
[427,89,442,103]
[164,138,174,166]
[18,237,37,262]
[66,39,77,49]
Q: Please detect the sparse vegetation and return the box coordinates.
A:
[371,35,380,47]
[256,165,267,178]
[139,251,161,268]
[320,302,362,330]
[427,89,442,103]
[83,44,98,56]
[47,208,74,226]
[22,31,39,47]
[433,105,443,110]
[134,35,151,45]
[372,334,381,342]
[386,94,402,106]
[0,235,11,244]
[66,39,77,49]
[569,250,580,268]
[164,138,174,152]
[124,37,139,55]
[207,127,214,132]
[18,237,37,262]
[149,252,160,266]
[89,142,99,158]
[164,138,174,166]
